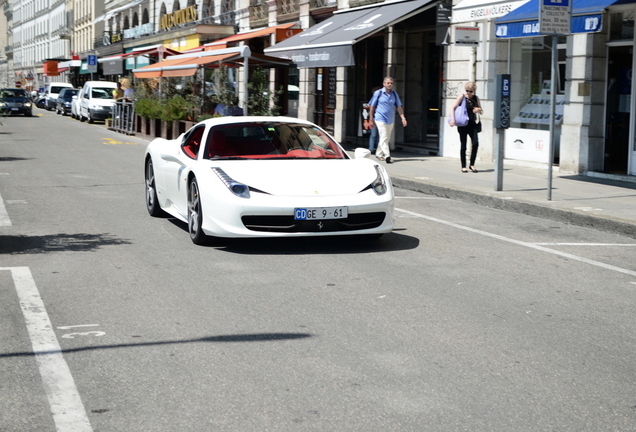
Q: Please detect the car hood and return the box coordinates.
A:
[215,159,383,196]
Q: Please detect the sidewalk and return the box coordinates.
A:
[357,147,636,239]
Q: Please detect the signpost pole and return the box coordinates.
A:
[547,35,557,200]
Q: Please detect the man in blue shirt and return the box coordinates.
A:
[368,77,408,163]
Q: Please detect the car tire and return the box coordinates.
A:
[26,110,32,117]
[145,159,166,217]
[87,111,94,123]
[188,178,209,245]
[37,100,46,109]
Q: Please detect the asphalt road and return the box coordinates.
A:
[1,111,636,431]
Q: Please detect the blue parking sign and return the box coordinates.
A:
[88,55,97,66]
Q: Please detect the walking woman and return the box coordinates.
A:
[449,82,483,173]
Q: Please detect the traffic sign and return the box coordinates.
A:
[87,55,97,73]
[539,0,571,35]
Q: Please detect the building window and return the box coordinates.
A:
[610,11,635,40]
[507,36,566,131]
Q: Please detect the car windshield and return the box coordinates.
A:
[92,88,114,99]
[204,122,348,160]
[1,89,27,98]
[61,90,78,99]
[51,86,68,94]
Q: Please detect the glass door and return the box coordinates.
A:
[605,45,632,174]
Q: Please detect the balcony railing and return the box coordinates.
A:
[349,0,382,7]
[220,0,236,25]
[200,5,216,24]
[277,0,299,21]
[249,1,267,27]
[309,0,337,9]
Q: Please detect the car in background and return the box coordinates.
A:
[144,116,394,245]
[56,88,79,115]
[78,81,117,123]
[44,82,73,111]
[0,88,33,116]
[70,87,83,119]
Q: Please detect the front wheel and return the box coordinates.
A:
[187,178,209,245]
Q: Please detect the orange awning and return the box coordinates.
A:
[185,23,298,53]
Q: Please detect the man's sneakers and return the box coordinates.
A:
[385,156,393,164]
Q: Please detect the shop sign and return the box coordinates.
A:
[160,6,197,30]
[454,26,479,45]
[124,23,154,39]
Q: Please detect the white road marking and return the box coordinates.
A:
[534,243,636,247]
[1,267,94,432]
[395,208,636,278]
[0,190,11,226]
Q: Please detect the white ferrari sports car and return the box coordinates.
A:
[144,116,394,245]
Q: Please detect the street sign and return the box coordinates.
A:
[539,0,571,35]
[454,26,480,45]
[87,55,98,73]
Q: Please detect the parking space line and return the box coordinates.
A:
[1,267,93,432]
[395,207,636,278]
[0,190,11,226]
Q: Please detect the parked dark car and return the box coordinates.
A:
[0,88,33,116]
[56,88,79,116]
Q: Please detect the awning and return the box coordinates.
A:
[452,0,529,23]
[132,47,292,78]
[98,45,181,63]
[494,0,632,37]
[264,0,435,67]
[184,23,298,53]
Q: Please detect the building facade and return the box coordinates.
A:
[1,0,635,178]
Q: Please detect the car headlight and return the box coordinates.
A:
[89,103,103,110]
[0,102,5,107]
[25,102,32,107]
[371,165,388,195]
[212,167,250,198]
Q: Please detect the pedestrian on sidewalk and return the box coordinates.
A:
[449,81,483,173]
[368,77,407,164]
[365,86,382,153]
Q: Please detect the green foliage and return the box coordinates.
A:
[161,95,188,122]
[135,96,163,120]
[247,67,282,116]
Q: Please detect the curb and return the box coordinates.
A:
[391,176,636,239]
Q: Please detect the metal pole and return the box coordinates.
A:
[547,35,557,201]
[495,129,504,191]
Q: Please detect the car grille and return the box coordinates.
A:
[5,103,22,107]
[242,212,386,233]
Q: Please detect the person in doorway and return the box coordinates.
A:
[368,77,407,164]
[449,81,483,173]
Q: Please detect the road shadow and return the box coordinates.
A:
[0,156,32,162]
[0,332,314,358]
[166,218,419,254]
[560,174,636,191]
[0,233,132,254]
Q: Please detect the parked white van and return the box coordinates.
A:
[79,81,118,123]
[44,82,73,111]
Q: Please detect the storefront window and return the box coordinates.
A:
[508,36,566,131]
[610,11,635,41]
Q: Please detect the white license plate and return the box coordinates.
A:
[11,108,19,111]
[294,206,348,220]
